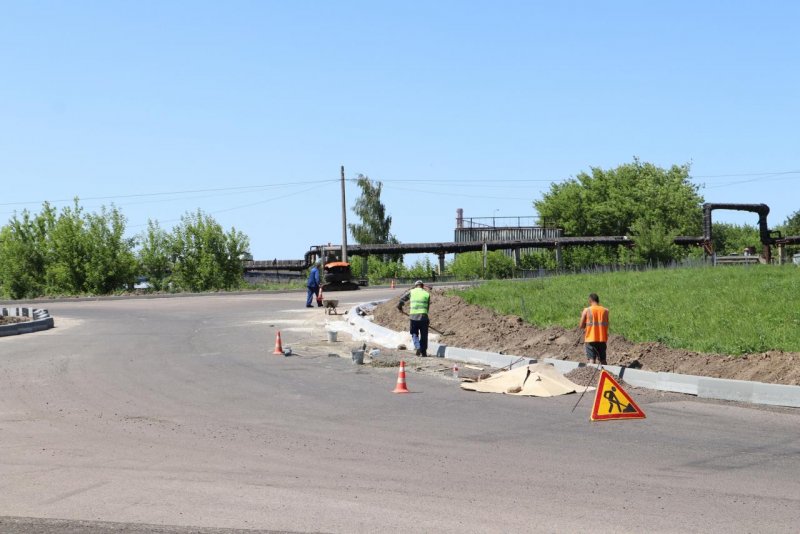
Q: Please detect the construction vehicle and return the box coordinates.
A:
[322,261,361,291]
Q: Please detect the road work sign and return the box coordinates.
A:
[590,369,646,421]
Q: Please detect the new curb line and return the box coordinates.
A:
[341,301,800,409]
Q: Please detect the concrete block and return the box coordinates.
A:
[657,372,700,395]
[444,346,531,369]
[698,377,755,403]
[619,368,660,389]
[751,382,800,408]
[543,358,581,374]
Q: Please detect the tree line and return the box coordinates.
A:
[0,200,249,299]
[2,161,797,298]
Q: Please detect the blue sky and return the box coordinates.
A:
[2,1,798,260]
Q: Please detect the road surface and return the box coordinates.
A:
[1,289,799,533]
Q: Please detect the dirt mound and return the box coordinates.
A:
[373,289,800,386]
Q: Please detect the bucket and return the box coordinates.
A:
[327,330,338,343]
[351,349,364,365]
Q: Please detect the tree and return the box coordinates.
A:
[348,174,397,246]
[629,219,681,265]
[778,209,800,256]
[137,220,173,291]
[534,158,704,265]
[44,200,89,294]
[518,250,558,271]
[83,205,138,294]
[169,210,249,292]
[0,205,55,298]
[449,251,514,280]
[711,223,760,256]
[781,209,800,236]
[44,200,138,295]
[0,200,138,297]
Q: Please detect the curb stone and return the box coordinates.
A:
[0,307,54,337]
[342,302,800,409]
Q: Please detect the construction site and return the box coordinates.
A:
[365,288,800,388]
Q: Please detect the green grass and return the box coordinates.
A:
[454,265,800,355]
[245,280,306,292]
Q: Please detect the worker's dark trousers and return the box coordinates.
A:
[409,317,429,354]
[306,285,320,307]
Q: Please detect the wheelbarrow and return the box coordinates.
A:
[323,299,339,315]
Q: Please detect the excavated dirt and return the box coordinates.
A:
[373,289,800,386]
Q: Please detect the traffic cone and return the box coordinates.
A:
[390,279,395,289]
[316,286,324,306]
[273,331,284,355]
[392,360,410,394]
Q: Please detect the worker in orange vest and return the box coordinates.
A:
[579,293,609,365]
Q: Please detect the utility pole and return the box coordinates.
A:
[340,165,348,263]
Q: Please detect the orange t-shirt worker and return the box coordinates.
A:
[579,293,609,365]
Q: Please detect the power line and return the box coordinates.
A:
[0,179,338,208]
[382,183,529,201]
[126,183,322,229]
[691,170,800,179]
[700,173,799,189]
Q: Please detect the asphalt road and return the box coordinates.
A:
[1,289,799,533]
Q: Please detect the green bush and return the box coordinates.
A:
[449,251,514,280]
[0,201,138,298]
[169,210,250,292]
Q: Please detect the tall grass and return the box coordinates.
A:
[454,265,800,355]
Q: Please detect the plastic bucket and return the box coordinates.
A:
[351,350,364,365]
[327,330,338,343]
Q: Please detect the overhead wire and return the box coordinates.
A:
[125,183,328,229]
[0,179,338,208]
[2,168,798,223]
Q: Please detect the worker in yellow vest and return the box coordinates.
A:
[397,280,431,357]
[579,293,609,365]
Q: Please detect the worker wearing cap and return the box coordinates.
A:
[397,280,431,357]
[579,293,609,365]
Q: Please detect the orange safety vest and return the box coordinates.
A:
[582,304,609,343]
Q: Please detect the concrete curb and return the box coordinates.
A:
[342,302,800,409]
[0,307,54,337]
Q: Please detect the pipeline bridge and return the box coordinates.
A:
[245,203,800,274]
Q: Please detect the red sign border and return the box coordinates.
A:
[590,369,646,421]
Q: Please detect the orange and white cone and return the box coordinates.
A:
[273,331,284,355]
[392,360,410,394]
[317,286,324,306]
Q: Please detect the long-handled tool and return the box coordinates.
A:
[571,363,601,413]
[398,308,443,334]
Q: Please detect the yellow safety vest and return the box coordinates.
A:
[409,287,430,316]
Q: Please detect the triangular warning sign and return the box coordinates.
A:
[590,369,646,421]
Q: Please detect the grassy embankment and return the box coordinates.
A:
[455,265,800,355]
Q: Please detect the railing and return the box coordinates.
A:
[457,216,554,229]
